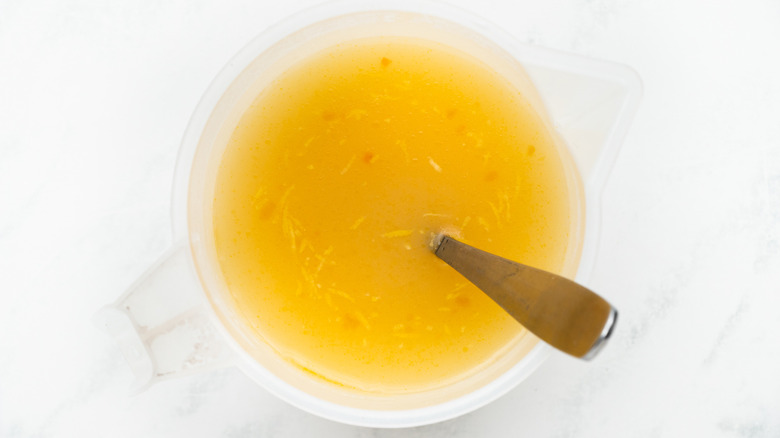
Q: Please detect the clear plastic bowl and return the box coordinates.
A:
[97,0,641,428]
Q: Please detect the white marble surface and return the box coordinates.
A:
[2,0,779,436]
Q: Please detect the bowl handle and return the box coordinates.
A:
[93,241,234,393]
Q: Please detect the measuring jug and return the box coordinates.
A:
[95,0,641,428]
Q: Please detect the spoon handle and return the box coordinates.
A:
[434,235,617,359]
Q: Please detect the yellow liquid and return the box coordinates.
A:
[213,38,575,392]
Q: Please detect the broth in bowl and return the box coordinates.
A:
[211,37,576,393]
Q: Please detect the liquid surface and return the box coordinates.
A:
[213,38,573,392]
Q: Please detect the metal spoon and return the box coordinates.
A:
[432,234,617,360]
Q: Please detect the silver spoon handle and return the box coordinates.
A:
[434,235,617,359]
